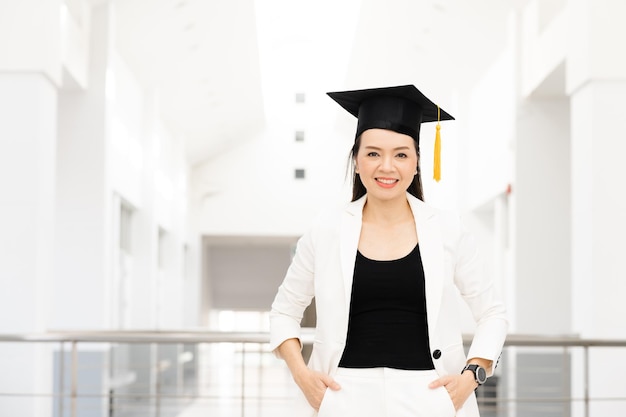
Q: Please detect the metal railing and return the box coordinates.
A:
[0,331,625,417]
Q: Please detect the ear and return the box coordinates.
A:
[415,153,421,175]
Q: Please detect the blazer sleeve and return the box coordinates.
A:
[451,216,508,374]
[269,228,316,357]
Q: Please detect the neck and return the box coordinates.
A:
[362,194,413,224]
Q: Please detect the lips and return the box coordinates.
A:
[375,177,399,188]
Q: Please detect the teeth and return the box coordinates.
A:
[377,178,396,184]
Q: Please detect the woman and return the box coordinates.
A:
[270,85,508,417]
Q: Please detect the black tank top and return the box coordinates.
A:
[338,244,435,370]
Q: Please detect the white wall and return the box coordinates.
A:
[53,2,192,332]
[191,91,353,237]
[461,43,517,213]
[0,0,62,85]
[520,0,567,97]
[60,0,90,89]
[566,0,626,93]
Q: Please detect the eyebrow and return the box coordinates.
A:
[363,146,411,151]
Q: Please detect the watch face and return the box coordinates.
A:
[476,366,487,384]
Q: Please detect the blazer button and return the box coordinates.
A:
[432,349,442,359]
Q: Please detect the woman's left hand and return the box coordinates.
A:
[428,372,478,410]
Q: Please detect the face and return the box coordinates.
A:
[354,128,419,202]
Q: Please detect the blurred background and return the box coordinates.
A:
[1,0,625,416]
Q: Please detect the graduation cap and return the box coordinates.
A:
[327,84,454,182]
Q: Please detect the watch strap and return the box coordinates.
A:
[462,363,486,385]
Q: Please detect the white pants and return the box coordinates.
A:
[317,367,459,417]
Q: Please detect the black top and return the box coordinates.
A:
[338,244,435,370]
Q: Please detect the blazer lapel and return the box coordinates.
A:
[340,196,366,309]
[408,195,444,334]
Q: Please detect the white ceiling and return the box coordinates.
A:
[114,0,265,165]
[113,0,521,166]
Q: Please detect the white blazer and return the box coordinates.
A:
[270,193,508,416]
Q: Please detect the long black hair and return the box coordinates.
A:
[348,135,424,202]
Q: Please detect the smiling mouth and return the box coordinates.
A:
[376,178,398,185]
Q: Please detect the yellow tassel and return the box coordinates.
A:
[433,106,441,182]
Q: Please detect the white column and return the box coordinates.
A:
[130,89,160,328]
[0,72,57,417]
[0,1,61,416]
[52,2,113,329]
[567,1,626,415]
[514,98,571,334]
[52,4,115,416]
[570,81,626,417]
[0,75,58,327]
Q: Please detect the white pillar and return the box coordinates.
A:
[0,75,58,327]
[514,98,571,334]
[570,81,626,416]
[570,82,626,338]
[0,72,57,417]
[0,1,62,415]
[52,2,113,329]
[0,74,59,417]
[130,89,160,328]
[567,1,626,415]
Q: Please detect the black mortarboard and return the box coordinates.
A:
[327,84,455,181]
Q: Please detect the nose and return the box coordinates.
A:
[380,155,394,171]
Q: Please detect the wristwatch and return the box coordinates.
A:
[462,364,487,385]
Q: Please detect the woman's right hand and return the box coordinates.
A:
[294,368,341,411]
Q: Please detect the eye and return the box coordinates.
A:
[396,153,408,158]
[367,151,379,157]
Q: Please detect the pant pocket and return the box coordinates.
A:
[317,388,334,417]
[431,385,457,417]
